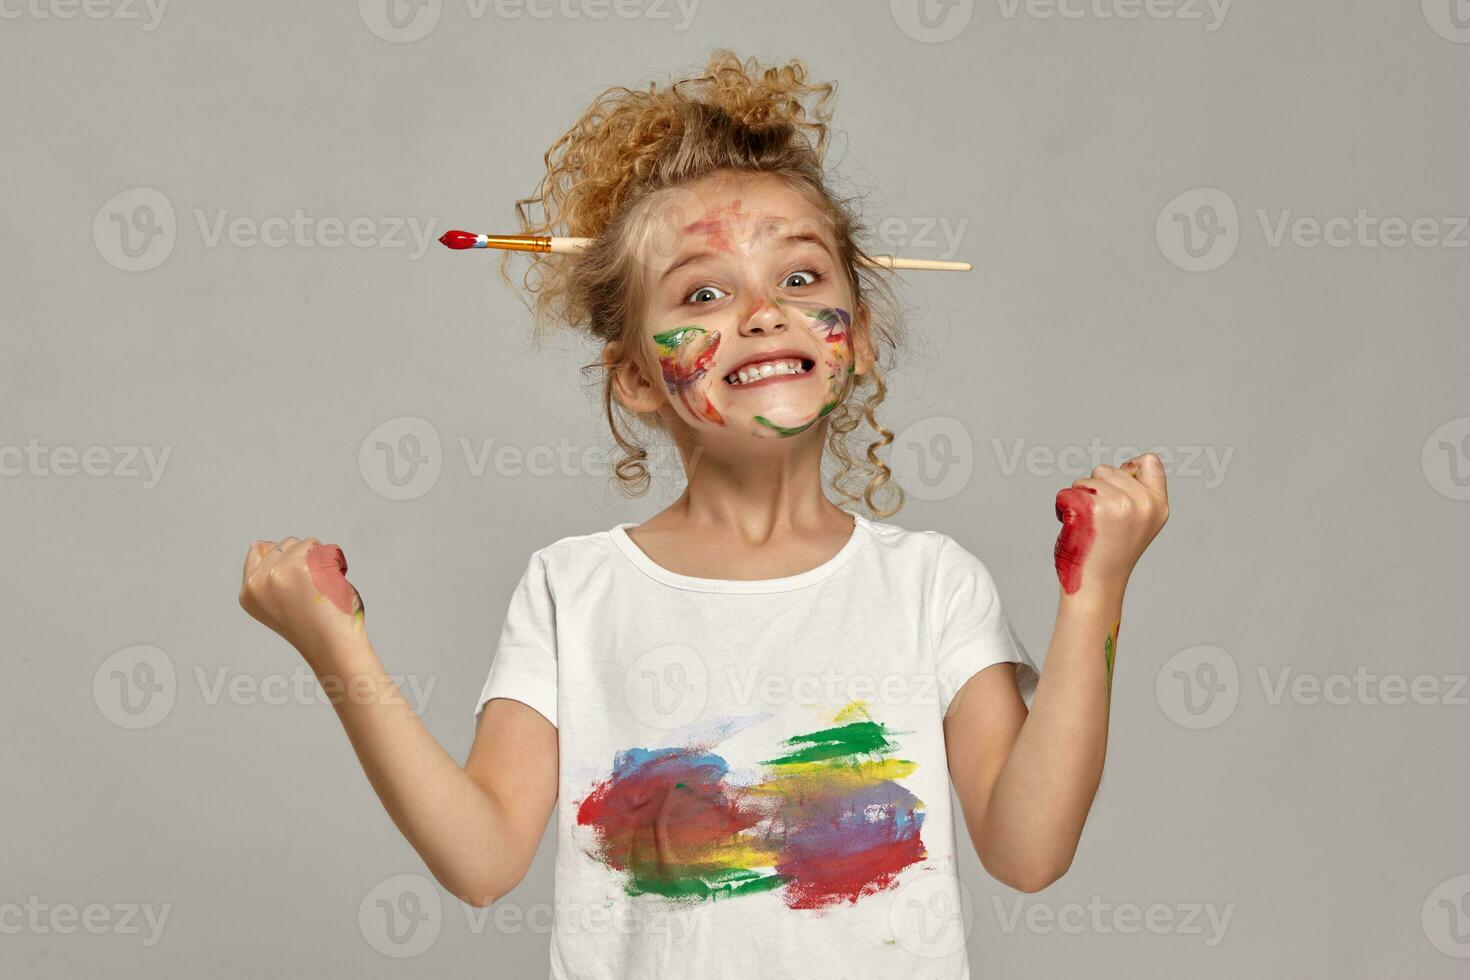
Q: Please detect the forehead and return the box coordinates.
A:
[632,172,835,270]
[678,172,825,227]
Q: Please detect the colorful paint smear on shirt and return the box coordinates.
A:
[575,702,926,910]
[573,745,784,900]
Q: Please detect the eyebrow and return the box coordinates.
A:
[657,233,835,287]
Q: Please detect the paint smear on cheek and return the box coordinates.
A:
[752,306,855,438]
[306,544,365,620]
[653,326,726,426]
[1053,486,1097,594]
[813,308,855,412]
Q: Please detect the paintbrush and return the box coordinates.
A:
[437,230,971,272]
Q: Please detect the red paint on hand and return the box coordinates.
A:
[1053,486,1097,594]
[438,229,479,249]
[307,543,364,618]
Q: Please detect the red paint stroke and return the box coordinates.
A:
[683,200,744,253]
[1053,486,1098,595]
[306,544,363,617]
[781,836,926,910]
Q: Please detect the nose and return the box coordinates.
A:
[740,296,787,337]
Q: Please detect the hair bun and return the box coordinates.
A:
[515,50,836,242]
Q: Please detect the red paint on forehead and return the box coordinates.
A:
[684,199,745,252]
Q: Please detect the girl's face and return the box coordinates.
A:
[622,173,873,440]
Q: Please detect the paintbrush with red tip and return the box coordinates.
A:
[437,230,972,272]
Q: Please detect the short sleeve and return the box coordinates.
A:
[930,535,1040,715]
[474,550,558,728]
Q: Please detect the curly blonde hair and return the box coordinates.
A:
[502,50,907,519]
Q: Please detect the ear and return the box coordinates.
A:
[607,339,666,414]
[851,304,877,377]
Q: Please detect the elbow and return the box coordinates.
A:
[982,852,1072,894]
[440,869,523,910]
[1000,865,1068,894]
[452,878,508,909]
[975,822,1078,894]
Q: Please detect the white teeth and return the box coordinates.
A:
[726,358,808,386]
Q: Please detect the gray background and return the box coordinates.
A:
[4,0,1468,976]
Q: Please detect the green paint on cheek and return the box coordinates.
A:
[653,325,705,356]
[753,415,817,437]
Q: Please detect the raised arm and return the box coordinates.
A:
[945,454,1169,892]
[238,537,557,908]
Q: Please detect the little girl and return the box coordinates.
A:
[239,51,1168,980]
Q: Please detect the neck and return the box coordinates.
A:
[661,423,848,533]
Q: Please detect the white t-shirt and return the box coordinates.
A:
[475,512,1040,980]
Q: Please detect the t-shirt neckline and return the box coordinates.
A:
[609,512,869,594]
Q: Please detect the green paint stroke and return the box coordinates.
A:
[762,720,897,766]
[753,415,817,437]
[653,325,706,356]
[628,865,787,902]
[813,307,848,332]
[1104,620,1120,682]
[753,385,845,437]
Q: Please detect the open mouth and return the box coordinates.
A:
[724,356,816,388]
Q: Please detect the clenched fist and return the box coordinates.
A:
[1053,454,1169,600]
[239,537,365,669]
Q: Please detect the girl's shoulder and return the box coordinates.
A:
[517,524,626,575]
[861,516,1013,598]
[858,514,980,564]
